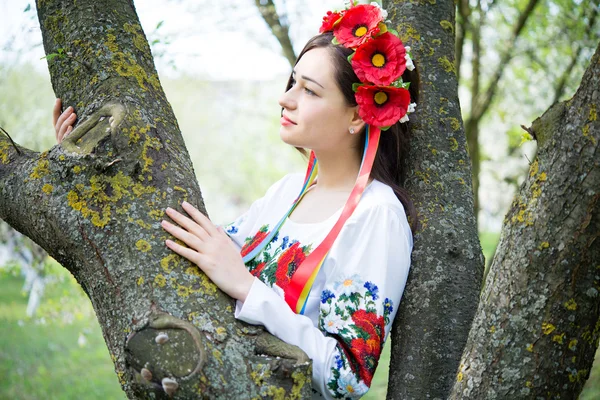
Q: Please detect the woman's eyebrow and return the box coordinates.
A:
[292,70,325,89]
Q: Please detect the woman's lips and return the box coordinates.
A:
[281,115,296,126]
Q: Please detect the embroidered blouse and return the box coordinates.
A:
[222,172,413,399]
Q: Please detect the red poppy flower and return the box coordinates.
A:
[333,4,383,48]
[347,309,386,385]
[319,10,344,33]
[349,338,379,385]
[241,226,270,257]
[355,85,410,127]
[275,241,306,290]
[352,32,407,86]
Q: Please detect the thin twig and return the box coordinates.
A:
[0,126,22,155]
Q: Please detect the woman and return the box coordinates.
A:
[54,3,417,398]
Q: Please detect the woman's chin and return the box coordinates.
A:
[279,128,301,146]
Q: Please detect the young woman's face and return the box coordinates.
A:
[278,47,361,153]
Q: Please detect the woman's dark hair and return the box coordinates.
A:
[283,31,419,234]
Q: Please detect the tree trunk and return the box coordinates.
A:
[450,41,600,398]
[386,1,484,399]
[0,0,312,398]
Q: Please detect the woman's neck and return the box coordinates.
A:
[312,148,366,192]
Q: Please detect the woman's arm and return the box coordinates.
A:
[235,204,412,399]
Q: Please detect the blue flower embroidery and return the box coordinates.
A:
[226,225,238,234]
[272,231,279,242]
[384,298,394,314]
[334,353,343,369]
[281,236,289,249]
[321,289,335,304]
[364,281,379,300]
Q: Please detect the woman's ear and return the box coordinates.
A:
[349,107,365,134]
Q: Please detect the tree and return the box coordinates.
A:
[0,0,312,398]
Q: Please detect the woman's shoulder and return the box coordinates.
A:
[355,179,407,219]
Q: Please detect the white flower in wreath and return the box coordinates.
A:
[333,274,364,297]
[322,311,345,334]
[337,369,369,397]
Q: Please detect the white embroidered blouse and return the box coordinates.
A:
[223,172,413,399]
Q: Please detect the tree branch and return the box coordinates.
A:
[473,0,540,120]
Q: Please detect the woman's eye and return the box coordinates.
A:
[290,78,316,96]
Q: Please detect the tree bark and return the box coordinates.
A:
[450,41,600,399]
[386,1,484,399]
[0,1,312,398]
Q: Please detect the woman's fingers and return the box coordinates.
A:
[55,106,77,143]
[165,207,210,242]
[161,220,205,252]
[181,201,219,237]
[166,239,205,266]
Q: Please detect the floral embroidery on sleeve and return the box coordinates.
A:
[318,274,394,398]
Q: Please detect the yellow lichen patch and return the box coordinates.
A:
[589,103,597,121]
[448,137,459,151]
[135,239,151,252]
[564,298,577,310]
[457,177,465,185]
[136,276,144,286]
[141,135,163,173]
[538,241,550,250]
[529,159,539,178]
[154,274,167,287]
[489,325,496,333]
[160,254,179,273]
[212,349,223,365]
[29,158,50,180]
[105,33,118,52]
[59,155,65,161]
[440,20,454,33]
[185,266,201,277]
[583,124,597,145]
[290,369,310,399]
[415,170,430,184]
[438,56,456,75]
[439,106,448,115]
[123,22,148,53]
[149,209,164,220]
[177,284,191,298]
[200,273,218,295]
[457,372,463,382]
[396,22,420,43]
[134,219,152,229]
[568,369,589,383]
[112,52,160,91]
[449,117,460,131]
[0,141,12,164]
[542,322,556,335]
[42,184,54,194]
[538,172,547,182]
[73,165,82,174]
[432,38,442,47]
[569,339,578,351]
[552,333,565,344]
[526,343,534,352]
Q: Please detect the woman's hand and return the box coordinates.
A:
[161,201,254,302]
[53,98,77,144]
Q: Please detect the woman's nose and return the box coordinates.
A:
[278,90,296,110]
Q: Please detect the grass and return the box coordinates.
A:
[1,231,599,399]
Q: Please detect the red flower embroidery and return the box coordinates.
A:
[275,241,306,290]
[250,261,266,277]
[241,225,270,257]
[352,32,407,86]
[319,10,344,33]
[355,85,410,127]
[348,309,386,386]
[333,4,383,49]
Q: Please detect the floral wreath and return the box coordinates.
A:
[319,1,416,129]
